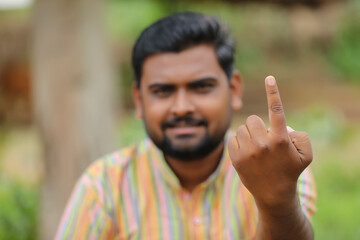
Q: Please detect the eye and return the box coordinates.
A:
[192,83,214,93]
[152,86,174,98]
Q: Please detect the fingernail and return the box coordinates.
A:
[266,76,276,86]
[287,126,295,132]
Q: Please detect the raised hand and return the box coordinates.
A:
[228,76,313,208]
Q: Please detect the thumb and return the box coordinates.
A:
[288,130,313,168]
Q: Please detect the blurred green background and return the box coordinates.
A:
[0,0,359,239]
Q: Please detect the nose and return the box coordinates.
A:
[170,89,195,117]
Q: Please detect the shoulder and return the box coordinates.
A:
[87,145,137,177]
[55,142,147,239]
[78,139,147,190]
[67,139,149,210]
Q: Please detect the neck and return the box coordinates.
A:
[164,141,225,192]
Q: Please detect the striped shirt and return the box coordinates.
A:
[55,136,316,240]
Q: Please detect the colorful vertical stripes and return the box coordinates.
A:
[55,136,316,240]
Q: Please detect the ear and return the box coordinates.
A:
[230,70,243,111]
[132,84,143,119]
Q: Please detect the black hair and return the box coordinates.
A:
[132,11,235,88]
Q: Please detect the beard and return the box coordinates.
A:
[145,115,229,162]
[160,131,223,161]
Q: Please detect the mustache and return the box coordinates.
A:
[161,116,208,130]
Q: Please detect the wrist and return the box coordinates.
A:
[255,188,300,218]
[255,196,312,240]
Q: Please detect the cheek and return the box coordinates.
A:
[142,99,169,128]
[196,93,232,127]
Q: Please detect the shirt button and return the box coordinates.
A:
[183,193,191,200]
[193,217,202,225]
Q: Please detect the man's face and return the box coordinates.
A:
[133,44,242,161]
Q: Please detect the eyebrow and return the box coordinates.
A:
[187,77,217,87]
[148,83,174,91]
[148,77,218,90]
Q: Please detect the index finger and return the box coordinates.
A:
[265,76,287,136]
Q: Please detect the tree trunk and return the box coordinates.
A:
[31,0,117,238]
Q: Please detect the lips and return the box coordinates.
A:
[162,117,207,136]
[167,125,203,136]
[167,121,203,128]
[162,117,207,129]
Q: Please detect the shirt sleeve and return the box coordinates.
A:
[297,167,317,221]
[55,161,118,240]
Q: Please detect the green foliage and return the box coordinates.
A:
[0,8,30,18]
[0,179,38,240]
[116,111,146,147]
[312,148,360,240]
[287,105,347,145]
[327,0,360,84]
[106,1,165,41]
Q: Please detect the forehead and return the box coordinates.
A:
[141,44,226,85]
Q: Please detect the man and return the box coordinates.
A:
[55,12,316,239]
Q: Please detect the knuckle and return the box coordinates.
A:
[236,125,246,135]
[296,131,308,136]
[246,115,260,123]
[248,151,258,159]
[257,142,269,153]
[270,103,284,114]
[300,131,310,139]
[274,136,289,147]
[229,150,240,163]
[293,131,311,143]
[247,147,263,159]
[268,88,278,96]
